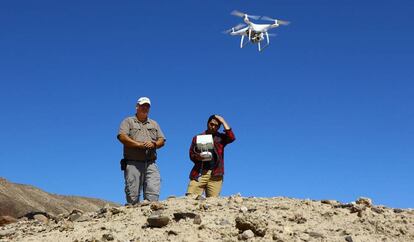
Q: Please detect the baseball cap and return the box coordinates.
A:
[137,97,151,106]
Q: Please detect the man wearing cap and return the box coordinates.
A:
[117,97,166,204]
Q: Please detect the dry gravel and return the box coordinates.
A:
[1,195,413,242]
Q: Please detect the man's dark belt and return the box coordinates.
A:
[125,159,155,162]
[121,159,155,171]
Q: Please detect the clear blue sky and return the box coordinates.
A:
[1,0,413,208]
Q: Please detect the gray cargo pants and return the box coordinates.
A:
[124,160,161,204]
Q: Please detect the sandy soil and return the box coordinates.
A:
[1,195,413,242]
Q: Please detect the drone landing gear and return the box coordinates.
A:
[240,35,249,48]
[240,29,253,49]
[258,32,270,52]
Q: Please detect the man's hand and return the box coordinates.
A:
[194,153,203,161]
[143,141,155,149]
[214,115,231,130]
[118,134,146,149]
[189,151,203,162]
[214,115,225,123]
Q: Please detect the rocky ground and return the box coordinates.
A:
[0,195,413,242]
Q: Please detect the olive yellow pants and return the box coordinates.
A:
[186,170,223,197]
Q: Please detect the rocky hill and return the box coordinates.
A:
[0,193,413,242]
[0,177,117,219]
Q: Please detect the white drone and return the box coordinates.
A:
[224,10,290,52]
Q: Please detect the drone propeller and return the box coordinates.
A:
[231,10,261,20]
[261,16,290,25]
[222,23,246,34]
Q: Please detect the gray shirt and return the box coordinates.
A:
[118,116,166,161]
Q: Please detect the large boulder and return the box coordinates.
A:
[235,214,268,237]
